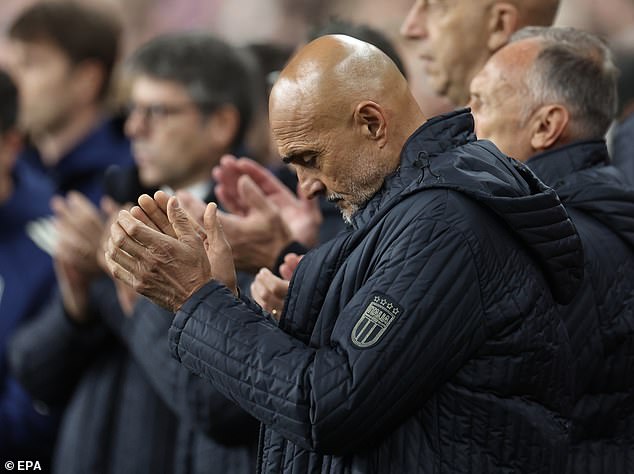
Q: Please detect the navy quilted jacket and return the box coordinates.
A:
[169,110,583,473]
[527,141,634,474]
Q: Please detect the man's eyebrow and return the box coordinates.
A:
[282,150,316,164]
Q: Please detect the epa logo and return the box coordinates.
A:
[4,461,42,471]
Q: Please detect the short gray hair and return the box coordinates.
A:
[510,26,618,139]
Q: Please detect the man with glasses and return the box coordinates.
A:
[400,0,561,107]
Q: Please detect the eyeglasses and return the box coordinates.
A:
[125,101,214,125]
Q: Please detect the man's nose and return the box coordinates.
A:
[401,1,429,39]
[124,109,147,138]
[297,173,326,200]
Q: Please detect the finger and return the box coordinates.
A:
[176,190,206,227]
[214,155,246,215]
[280,253,303,280]
[237,175,275,214]
[116,210,167,255]
[105,246,137,290]
[237,158,287,196]
[110,219,150,259]
[67,192,105,237]
[167,196,202,243]
[153,190,171,214]
[204,202,233,253]
[100,195,120,217]
[138,194,176,238]
[260,268,290,299]
[52,193,102,248]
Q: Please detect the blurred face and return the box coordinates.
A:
[469,42,538,162]
[270,104,388,224]
[9,40,79,136]
[401,0,494,106]
[125,76,220,190]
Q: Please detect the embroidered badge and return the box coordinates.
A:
[351,294,402,348]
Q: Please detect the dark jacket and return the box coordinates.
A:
[9,181,258,474]
[527,141,634,474]
[0,160,58,461]
[611,113,634,186]
[169,110,583,473]
[19,117,133,204]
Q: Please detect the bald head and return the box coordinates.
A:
[270,34,417,127]
[269,35,425,223]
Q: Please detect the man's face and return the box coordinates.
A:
[9,40,78,136]
[270,106,387,224]
[125,76,219,190]
[469,42,538,162]
[401,0,495,106]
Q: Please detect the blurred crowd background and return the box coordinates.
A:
[0,0,632,121]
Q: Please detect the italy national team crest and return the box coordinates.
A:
[351,294,402,348]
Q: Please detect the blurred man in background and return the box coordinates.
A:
[0,67,58,469]
[470,26,634,472]
[9,32,260,474]
[7,1,132,203]
[400,0,560,107]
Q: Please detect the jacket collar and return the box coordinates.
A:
[350,108,476,229]
[525,140,609,189]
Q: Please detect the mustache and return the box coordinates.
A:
[327,192,344,203]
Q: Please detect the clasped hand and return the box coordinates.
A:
[105,191,237,312]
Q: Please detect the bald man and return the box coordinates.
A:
[106,35,583,473]
[470,27,634,473]
[401,0,560,106]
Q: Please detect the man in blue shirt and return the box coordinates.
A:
[0,68,58,464]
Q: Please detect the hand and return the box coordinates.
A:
[51,191,107,322]
[54,257,92,323]
[106,195,236,312]
[175,189,210,230]
[213,155,322,248]
[250,269,288,321]
[250,253,303,321]
[218,174,294,273]
[51,191,105,277]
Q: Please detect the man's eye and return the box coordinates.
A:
[302,155,317,167]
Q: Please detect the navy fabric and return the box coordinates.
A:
[611,113,634,186]
[0,160,58,460]
[9,180,257,473]
[527,141,634,474]
[19,117,133,204]
[169,110,583,473]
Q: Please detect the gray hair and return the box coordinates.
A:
[126,32,255,148]
[510,26,618,139]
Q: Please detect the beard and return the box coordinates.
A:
[328,179,383,225]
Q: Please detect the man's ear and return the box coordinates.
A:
[529,104,569,151]
[206,104,240,151]
[354,101,387,148]
[486,2,519,52]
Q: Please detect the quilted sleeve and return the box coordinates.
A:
[169,218,487,455]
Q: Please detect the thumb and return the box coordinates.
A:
[203,202,223,245]
[167,196,197,242]
[238,175,274,214]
